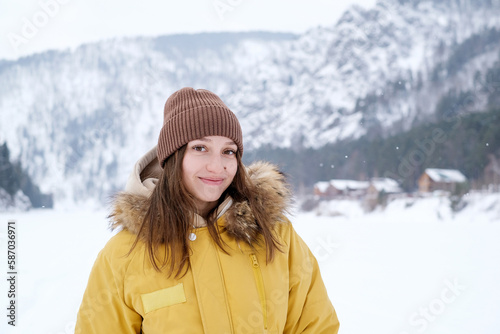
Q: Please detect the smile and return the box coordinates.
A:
[199,177,224,185]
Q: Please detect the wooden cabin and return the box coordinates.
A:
[314,179,369,198]
[418,168,467,193]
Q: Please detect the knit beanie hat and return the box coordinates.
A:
[157,87,243,167]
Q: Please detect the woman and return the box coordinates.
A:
[75,87,339,333]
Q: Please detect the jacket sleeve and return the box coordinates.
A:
[75,245,142,334]
[283,224,340,334]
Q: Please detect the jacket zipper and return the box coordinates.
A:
[250,254,268,332]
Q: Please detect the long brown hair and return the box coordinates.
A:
[132,145,282,278]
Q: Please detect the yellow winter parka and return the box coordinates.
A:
[75,147,339,334]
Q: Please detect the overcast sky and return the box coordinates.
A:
[1,0,377,60]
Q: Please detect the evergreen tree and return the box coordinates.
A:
[0,142,53,208]
[0,143,20,196]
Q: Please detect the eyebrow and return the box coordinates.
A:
[197,137,237,146]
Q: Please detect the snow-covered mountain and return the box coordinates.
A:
[1,0,499,205]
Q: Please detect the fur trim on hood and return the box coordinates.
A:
[109,146,292,245]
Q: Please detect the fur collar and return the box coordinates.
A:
[109,148,291,245]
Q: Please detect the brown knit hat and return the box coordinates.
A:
[157,87,243,167]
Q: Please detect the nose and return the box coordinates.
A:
[206,153,225,173]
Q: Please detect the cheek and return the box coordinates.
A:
[181,158,194,184]
[227,160,238,180]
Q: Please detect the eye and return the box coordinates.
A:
[224,149,237,156]
[192,145,206,152]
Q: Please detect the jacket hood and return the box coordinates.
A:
[109,146,292,245]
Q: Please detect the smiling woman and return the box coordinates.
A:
[182,136,238,217]
[75,87,339,333]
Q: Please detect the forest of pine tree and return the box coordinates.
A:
[0,142,53,208]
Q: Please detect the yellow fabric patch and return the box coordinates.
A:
[141,283,187,314]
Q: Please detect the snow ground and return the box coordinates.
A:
[0,192,499,334]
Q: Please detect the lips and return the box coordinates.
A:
[199,177,224,186]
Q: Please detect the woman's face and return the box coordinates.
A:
[182,136,238,215]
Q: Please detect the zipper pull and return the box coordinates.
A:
[250,254,259,268]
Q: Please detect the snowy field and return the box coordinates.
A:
[0,192,499,334]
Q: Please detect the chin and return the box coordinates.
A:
[196,187,226,203]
